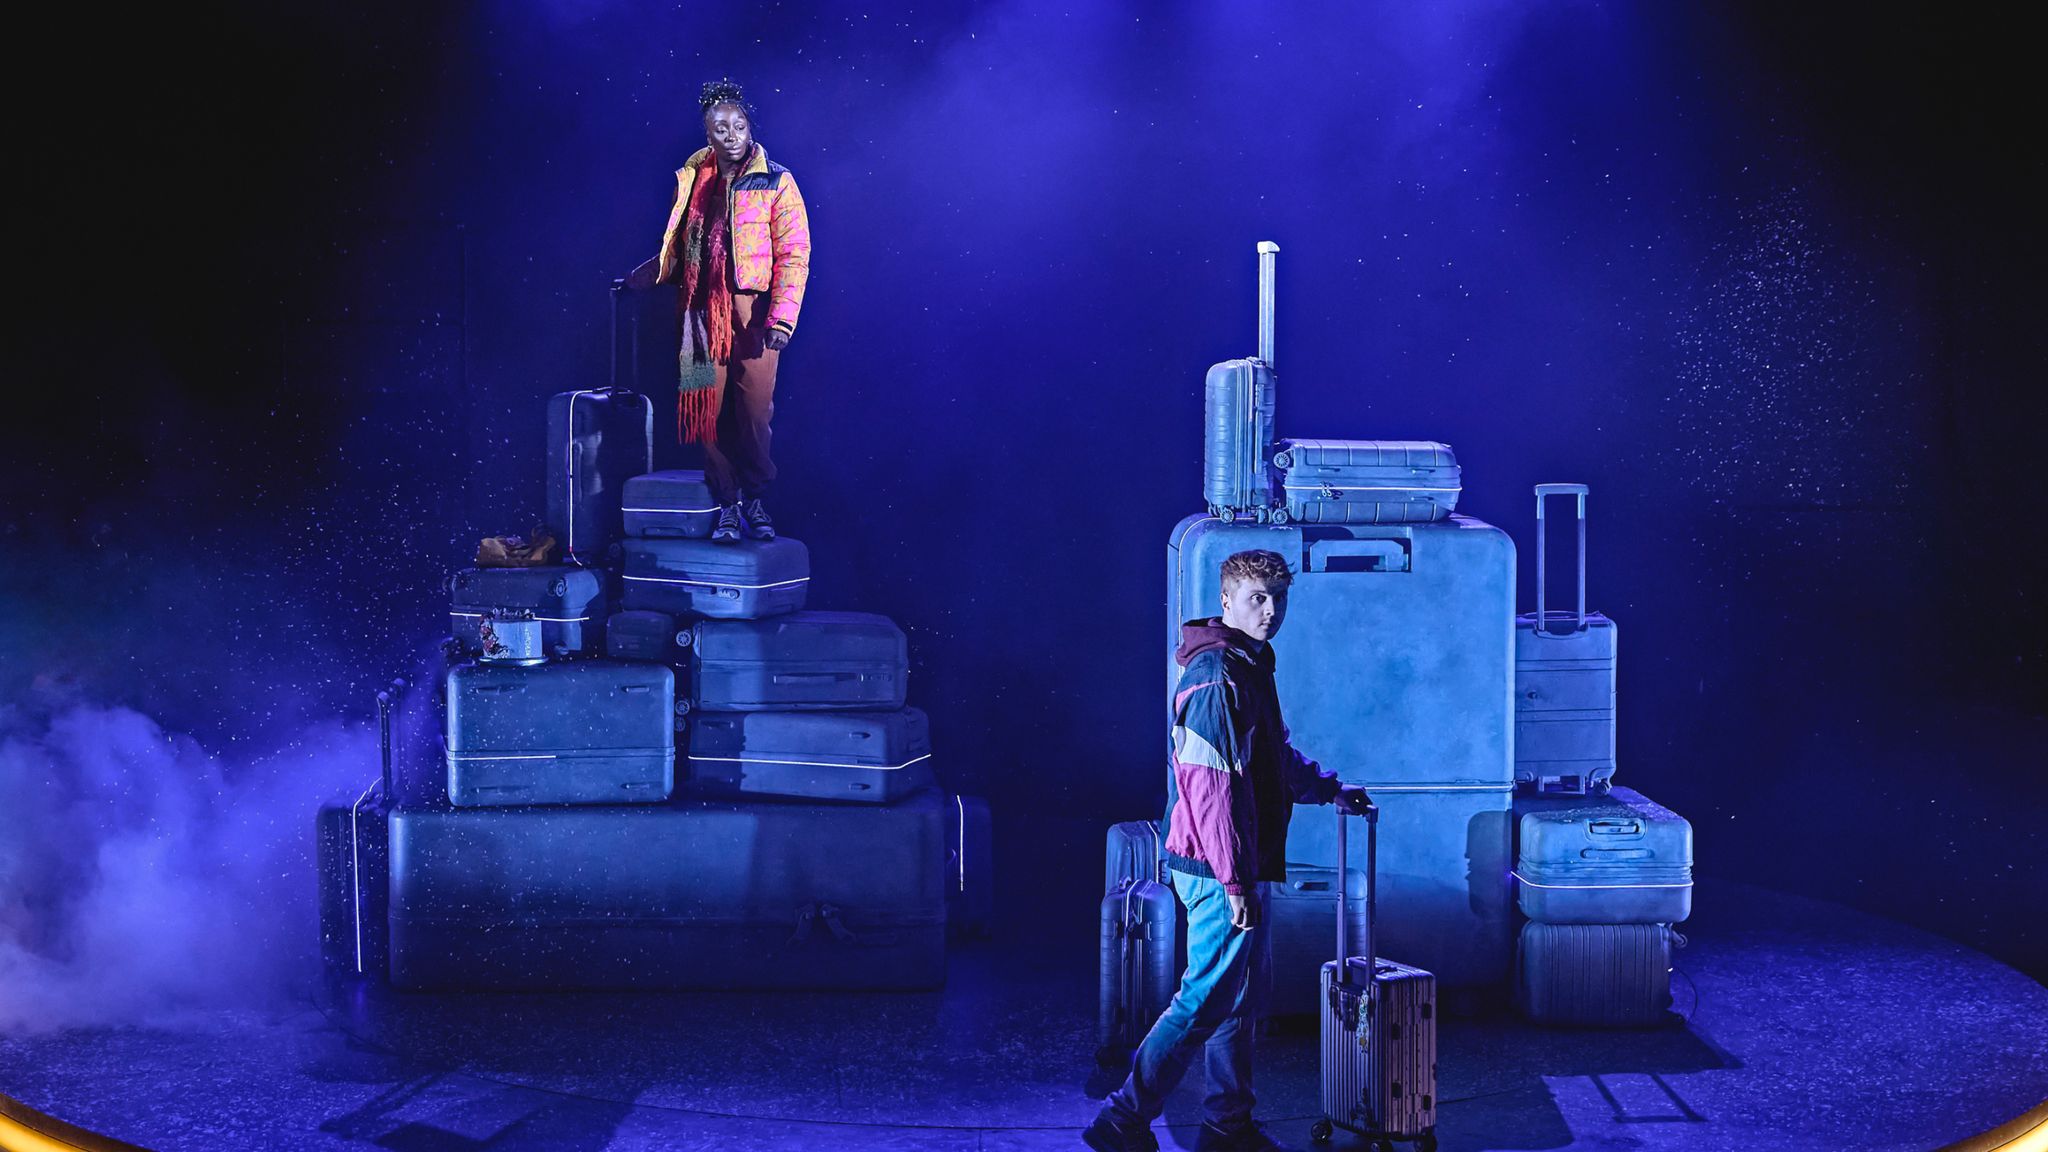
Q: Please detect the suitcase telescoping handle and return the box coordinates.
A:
[1333,802,1378,989]
[1534,482,1590,636]
[1257,240,1278,367]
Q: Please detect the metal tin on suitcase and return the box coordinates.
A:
[1266,866,1370,1017]
[621,536,810,620]
[1517,922,1677,1028]
[1515,484,1617,795]
[685,708,933,803]
[1272,439,1462,525]
[686,610,907,711]
[450,566,607,659]
[387,790,948,990]
[546,388,653,565]
[444,660,675,807]
[1515,786,1693,925]
[622,469,721,539]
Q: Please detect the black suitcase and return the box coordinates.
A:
[317,780,389,980]
[606,609,691,665]
[946,794,994,938]
[687,610,908,711]
[1098,877,1179,1055]
[545,388,653,565]
[387,790,948,991]
[622,469,721,539]
[448,566,607,659]
[444,660,676,807]
[685,708,933,803]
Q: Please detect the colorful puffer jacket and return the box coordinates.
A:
[1162,618,1342,896]
[657,144,812,336]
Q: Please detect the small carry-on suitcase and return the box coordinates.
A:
[686,708,933,803]
[1271,439,1462,525]
[1265,865,1369,1017]
[685,610,908,711]
[1515,786,1693,925]
[945,794,994,938]
[1517,921,1679,1028]
[621,536,810,620]
[1514,483,1618,796]
[444,660,675,807]
[605,609,691,665]
[1099,876,1180,1055]
[449,566,607,659]
[546,387,654,565]
[622,469,721,539]
[387,789,948,990]
[1203,241,1281,522]
[317,778,389,980]
[1314,805,1438,1150]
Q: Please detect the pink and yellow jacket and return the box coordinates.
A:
[657,144,812,336]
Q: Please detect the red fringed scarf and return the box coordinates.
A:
[676,158,735,444]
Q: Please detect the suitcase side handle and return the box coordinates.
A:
[1533,483,1591,636]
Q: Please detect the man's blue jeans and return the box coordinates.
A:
[1105,868,1272,1130]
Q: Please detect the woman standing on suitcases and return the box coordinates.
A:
[653,78,812,544]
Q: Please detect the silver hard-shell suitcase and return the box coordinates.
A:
[1514,483,1618,795]
[1314,805,1438,1151]
[1203,242,1280,522]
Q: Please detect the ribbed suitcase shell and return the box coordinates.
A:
[1515,787,1692,924]
[1203,359,1279,521]
[317,786,389,979]
[449,566,607,658]
[686,708,933,803]
[1272,439,1462,525]
[1098,879,1179,1050]
[687,610,908,711]
[1514,612,1618,794]
[1517,922,1674,1027]
[1171,515,1515,987]
[387,790,947,990]
[945,794,993,938]
[605,609,690,664]
[1320,957,1438,1140]
[1105,820,1167,895]
[621,536,810,620]
[622,469,720,539]
[1266,866,1370,1017]
[545,388,653,565]
[444,661,674,807]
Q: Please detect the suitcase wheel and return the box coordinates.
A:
[1309,1120,1332,1143]
[674,629,692,648]
[1269,507,1292,525]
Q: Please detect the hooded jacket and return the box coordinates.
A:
[1162,618,1342,896]
[656,144,812,336]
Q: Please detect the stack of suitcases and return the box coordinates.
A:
[320,369,992,990]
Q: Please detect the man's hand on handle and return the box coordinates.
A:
[1335,785,1374,816]
[1227,892,1260,932]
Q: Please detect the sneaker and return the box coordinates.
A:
[741,497,775,541]
[1194,1120,1296,1152]
[711,503,743,544]
[1082,1109,1159,1152]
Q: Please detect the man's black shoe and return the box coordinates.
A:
[711,503,744,544]
[741,497,775,541]
[1082,1109,1159,1152]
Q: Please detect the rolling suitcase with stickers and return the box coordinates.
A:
[1272,439,1462,525]
[1515,483,1618,795]
[545,388,653,566]
[449,566,607,659]
[444,660,675,807]
[685,708,933,803]
[1313,805,1438,1150]
[685,610,908,711]
[621,536,810,619]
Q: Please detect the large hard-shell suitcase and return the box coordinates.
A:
[1098,878,1180,1054]
[449,566,607,659]
[605,609,691,665]
[945,794,994,938]
[546,388,653,565]
[686,610,907,711]
[444,660,675,807]
[317,780,389,979]
[1517,922,1678,1028]
[1105,820,1168,895]
[1515,484,1618,795]
[1515,786,1692,925]
[1315,806,1438,1149]
[1272,439,1462,526]
[1203,242,1280,522]
[622,469,721,539]
[621,536,810,620]
[1265,865,1369,1017]
[686,708,933,803]
[387,789,948,990]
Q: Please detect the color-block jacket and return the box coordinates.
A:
[657,144,812,336]
[1163,619,1343,896]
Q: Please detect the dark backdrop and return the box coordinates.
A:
[9,2,2044,985]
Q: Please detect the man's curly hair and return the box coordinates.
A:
[700,78,754,121]
[1220,549,1294,592]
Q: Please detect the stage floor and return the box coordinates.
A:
[3,879,2044,1151]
